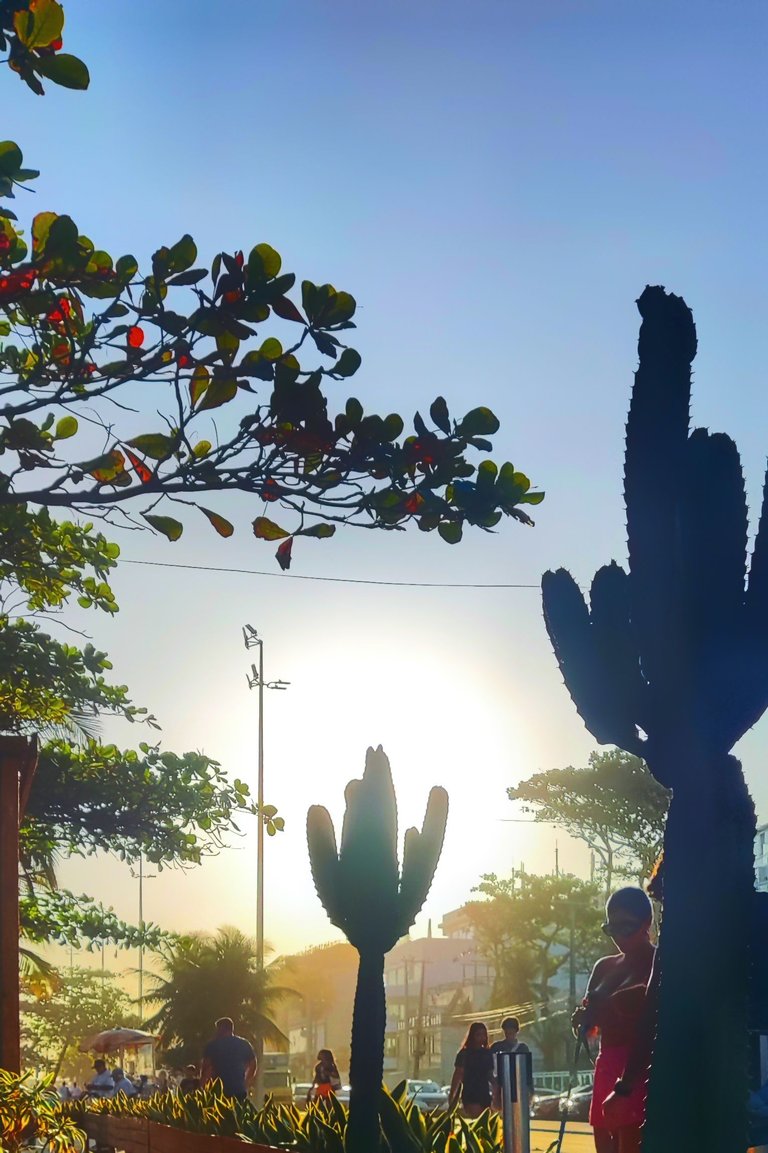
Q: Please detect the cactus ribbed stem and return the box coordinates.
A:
[542,288,768,1152]
[346,950,386,1153]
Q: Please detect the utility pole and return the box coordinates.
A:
[403,961,410,1078]
[130,853,156,1023]
[413,958,427,1078]
[243,625,289,1104]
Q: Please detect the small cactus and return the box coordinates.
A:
[542,287,766,1152]
[307,745,448,1153]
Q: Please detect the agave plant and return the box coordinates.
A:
[542,286,765,1152]
[307,746,448,1153]
[0,1070,86,1153]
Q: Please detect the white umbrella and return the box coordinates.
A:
[80,1027,158,1054]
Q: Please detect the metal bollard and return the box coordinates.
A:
[498,1050,532,1153]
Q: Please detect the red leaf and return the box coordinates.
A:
[127,326,144,348]
[276,537,293,570]
[271,296,305,324]
[262,478,280,502]
[123,445,152,484]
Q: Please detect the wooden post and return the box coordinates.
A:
[0,735,38,1073]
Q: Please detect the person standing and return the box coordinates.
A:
[448,1021,494,1118]
[179,1065,201,1095]
[571,887,655,1153]
[111,1067,137,1097]
[306,1049,342,1103]
[201,1017,257,1101]
[490,1016,532,1109]
[85,1059,114,1098]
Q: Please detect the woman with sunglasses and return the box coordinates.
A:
[571,887,655,1153]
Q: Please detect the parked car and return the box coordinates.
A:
[292,1082,313,1106]
[405,1080,449,1111]
[557,1085,593,1122]
[529,1089,561,1119]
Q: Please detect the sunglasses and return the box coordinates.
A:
[602,919,642,938]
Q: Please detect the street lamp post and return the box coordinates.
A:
[242,625,289,1103]
[130,853,156,1023]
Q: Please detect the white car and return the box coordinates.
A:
[405,1080,449,1110]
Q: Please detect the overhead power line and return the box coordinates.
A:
[122,557,542,589]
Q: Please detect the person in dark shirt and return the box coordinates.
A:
[448,1021,494,1118]
[179,1064,201,1095]
[201,1017,256,1100]
[490,1016,533,1109]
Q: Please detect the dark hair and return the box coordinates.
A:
[605,886,653,923]
[314,1049,339,1079]
[215,1017,235,1032]
[501,1017,520,1032]
[461,1021,489,1049]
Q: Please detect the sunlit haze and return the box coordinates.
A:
[13,0,768,984]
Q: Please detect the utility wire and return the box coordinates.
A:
[122,557,542,589]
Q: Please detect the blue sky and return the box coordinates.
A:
[9,0,768,964]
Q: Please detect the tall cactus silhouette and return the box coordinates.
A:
[542,286,765,1153]
[307,745,448,1153]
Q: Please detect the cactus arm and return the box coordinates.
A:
[679,430,749,749]
[306,805,347,932]
[542,567,643,753]
[398,786,449,928]
[624,286,696,698]
[588,562,647,747]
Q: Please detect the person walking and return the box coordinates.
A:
[306,1049,342,1103]
[201,1017,257,1101]
[490,1016,532,1109]
[571,887,655,1153]
[448,1021,494,1118]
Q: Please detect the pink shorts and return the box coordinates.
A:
[590,1045,647,1130]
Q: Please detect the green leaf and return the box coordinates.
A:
[34,53,90,90]
[334,348,362,377]
[520,490,545,505]
[247,243,282,282]
[259,337,282,361]
[296,524,336,539]
[252,517,290,541]
[0,142,23,180]
[189,365,209,407]
[14,0,63,48]
[438,521,463,544]
[54,416,78,440]
[142,513,184,541]
[457,406,500,438]
[196,377,237,412]
[430,396,451,435]
[167,235,197,274]
[199,507,234,537]
[126,433,175,460]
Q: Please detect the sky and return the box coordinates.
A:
[8,0,768,983]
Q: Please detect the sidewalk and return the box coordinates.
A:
[530,1121,593,1152]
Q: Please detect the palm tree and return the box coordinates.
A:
[143,926,291,1065]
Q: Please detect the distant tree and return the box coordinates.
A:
[508,750,670,898]
[143,927,292,1066]
[464,872,604,1008]
[277,942,358,1076]
[21,966,137,1079]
